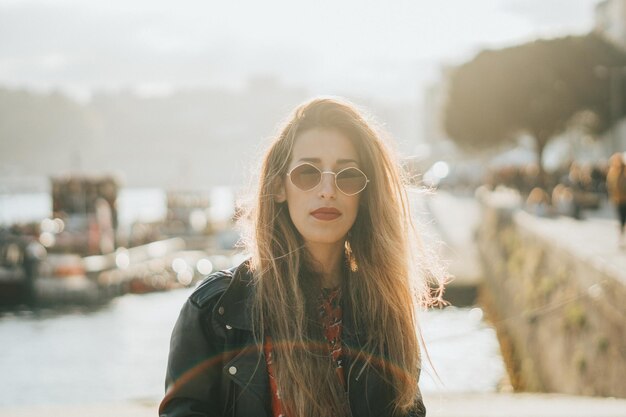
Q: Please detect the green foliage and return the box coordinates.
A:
[564,303,587,330]
[575,351,587,374]
[537,274,557,299]
[596,335,609,354]
[444,33,626,166]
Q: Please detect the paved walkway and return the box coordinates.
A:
[424,392,626,417]
[4,393,626,417]
[515,209,626,285]
[420,189,626,285]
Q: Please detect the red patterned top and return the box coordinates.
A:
[263,286,344,417]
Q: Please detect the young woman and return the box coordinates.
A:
[606,152,626,247]
[159,97,442,417]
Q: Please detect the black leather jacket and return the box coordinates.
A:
[159,262,426,417]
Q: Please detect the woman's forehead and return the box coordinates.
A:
[294,157,359,165]
[291,128,359,163]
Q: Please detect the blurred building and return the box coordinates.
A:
[595,0,626,50]
[594,0,626,154]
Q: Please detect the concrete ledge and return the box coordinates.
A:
[475,188,626,397]
[0,401,157,417]
[424,392,626,417]
[3,393,626,417]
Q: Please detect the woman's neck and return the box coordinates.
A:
[305,240,344,288]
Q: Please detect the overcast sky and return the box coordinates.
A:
[0,0,601,101]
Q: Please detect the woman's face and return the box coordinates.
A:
[278,128,362,248]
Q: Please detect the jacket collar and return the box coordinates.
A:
[213,260,365,340]
[214,261,256,331]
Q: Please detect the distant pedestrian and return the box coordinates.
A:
[526,187,552,217]
[552,184,576,218]
[159,98,445,417]
[606,152,626,247]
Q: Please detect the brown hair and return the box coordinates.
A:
[239,97,443,416]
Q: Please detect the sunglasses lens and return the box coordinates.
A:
[290,164,321,191]
[337,168,367,195]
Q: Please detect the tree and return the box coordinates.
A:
[443,33,626,182]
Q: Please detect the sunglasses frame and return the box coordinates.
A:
[286,162,370,196]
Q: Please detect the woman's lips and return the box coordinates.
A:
[310,207,341,221]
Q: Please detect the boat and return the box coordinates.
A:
[0,230,44,306]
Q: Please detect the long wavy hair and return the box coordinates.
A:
[239,97,443,417]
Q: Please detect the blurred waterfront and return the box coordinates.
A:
[0,187,235,228]
[1,173,625,407]
[0,187,506,406]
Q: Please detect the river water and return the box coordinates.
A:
[0,288,505,406]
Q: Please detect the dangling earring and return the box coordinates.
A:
[344,235,358,272]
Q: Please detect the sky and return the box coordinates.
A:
[0,0,602,101]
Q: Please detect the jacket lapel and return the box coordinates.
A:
[213,264,270,417]
[226,343,271,417]
[213,263,399,417]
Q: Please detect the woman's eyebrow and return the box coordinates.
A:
[298,157,358,164]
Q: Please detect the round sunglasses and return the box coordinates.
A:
[286,162,369,196]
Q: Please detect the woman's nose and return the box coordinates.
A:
[318,172,337,199]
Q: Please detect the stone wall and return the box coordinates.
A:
[475,188,626,398]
